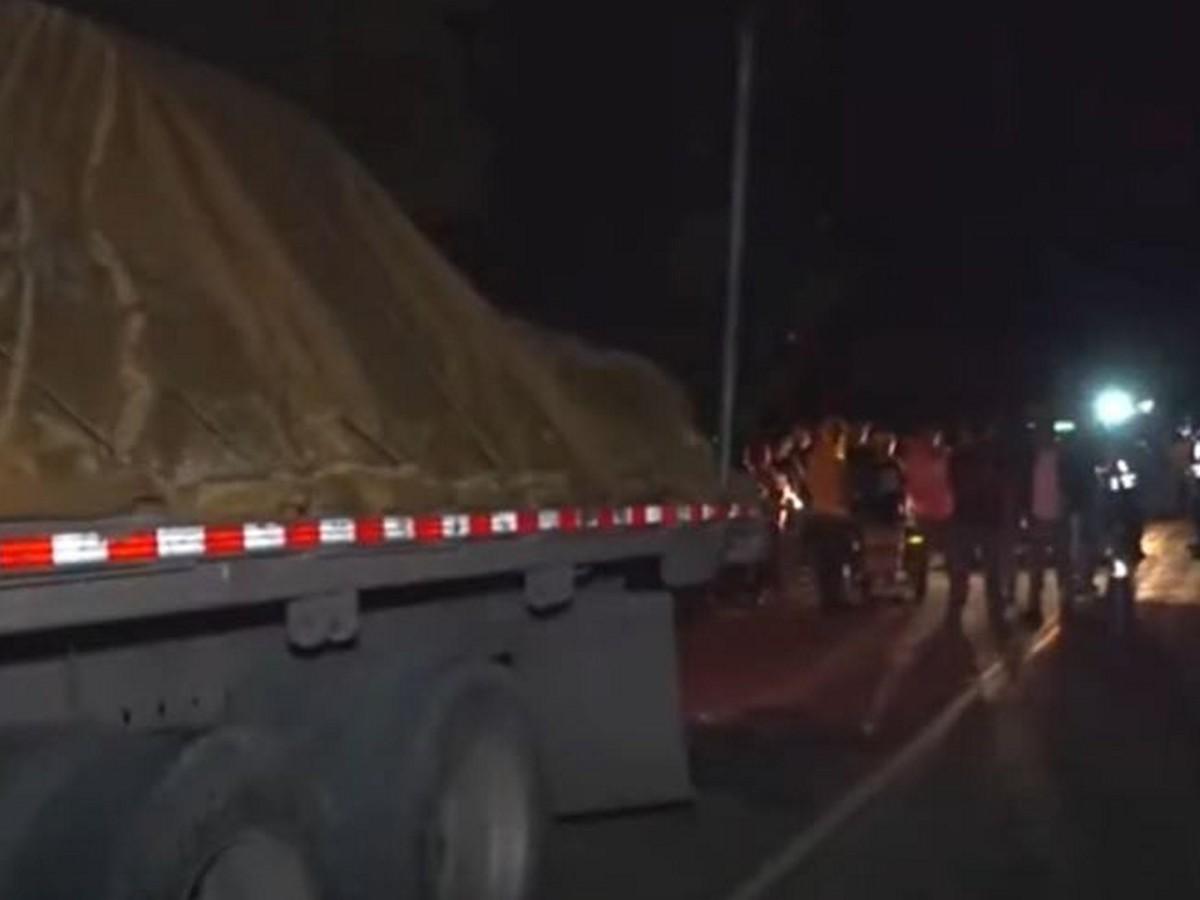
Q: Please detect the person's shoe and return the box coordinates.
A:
[1023,608,1044,630]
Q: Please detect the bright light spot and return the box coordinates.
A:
[1116,458,1129,473]
[1053,419,1077,434]
[1112,558,1130,580]
[1137,398,1156,414]
[1094,388,1137,428]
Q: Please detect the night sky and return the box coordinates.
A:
[51,0,1200,431]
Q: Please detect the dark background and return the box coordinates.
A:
[54,0,1200,432]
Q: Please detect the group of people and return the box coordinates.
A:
[746,417,1122,633]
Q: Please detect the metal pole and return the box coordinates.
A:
[718,4,756,485]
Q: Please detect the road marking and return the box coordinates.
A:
[725,622,1060,900]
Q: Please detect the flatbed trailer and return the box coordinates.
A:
[0,499,763,900]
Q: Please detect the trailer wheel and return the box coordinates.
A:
[6,728,324,900]
[114,728,323,900]
[411,672,544,900]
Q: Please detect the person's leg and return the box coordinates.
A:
[1055,519,1073,620]
[982,527,1009,634]
[907,520,931,603]
[1080,505,1101,597]
[947,524,971,617]
[843,517,863,600]
[811,516,846,609]
[1027,521,1048,625]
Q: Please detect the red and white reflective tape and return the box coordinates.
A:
[0,501,758,576]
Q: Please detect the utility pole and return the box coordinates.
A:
[718,3,756,484]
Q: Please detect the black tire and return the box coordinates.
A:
[324,665,545,900]
[411,670,544,900]
[0,726,123,876]
[6,728,325,900]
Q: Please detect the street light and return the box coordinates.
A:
[1094,387,1136,429]
[717,3,757,485]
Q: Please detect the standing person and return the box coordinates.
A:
[1168,427,1192,518]
[805,418,854,610]
[1175,422,1200,558]
[847,422,877,516]
[949,422,1016,633]
[860,429,907,599]
[1024,425,1069,627]
[868,430,905,524]
[900,427,956,605]
[1059,428,1101,603]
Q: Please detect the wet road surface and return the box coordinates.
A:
[542,522,1200,899]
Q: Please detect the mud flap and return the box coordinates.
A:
[517,585,691,815]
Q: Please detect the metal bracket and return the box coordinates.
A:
[287,590,360,650]
[524,565,574,613]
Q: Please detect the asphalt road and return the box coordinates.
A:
[542,522,1200,900]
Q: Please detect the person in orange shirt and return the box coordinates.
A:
[804,418,855,610]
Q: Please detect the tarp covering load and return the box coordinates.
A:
[0,1,719,522]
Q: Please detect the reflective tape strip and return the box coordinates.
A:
[442,514,471,539]
[490,511,519,535]
[383,516,415,542]
[204,526,245,556]
[516,510,539,535]
[0,498,751,576]
[319,518,356,546]
[469,513,494,538]
[157,526,206,558]
[356,517,385,545]
[109,532,157,563]
[415,515,443,542]
[0,537,53,570]
[52,532,108,566]
[286,521,320,550]
[243,523,286,552]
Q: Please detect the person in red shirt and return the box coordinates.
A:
[950,422,1018,633]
